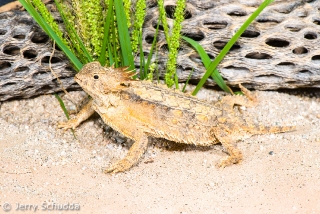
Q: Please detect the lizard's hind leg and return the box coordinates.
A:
[239,84,257,105]
[212,125,243,168]
[220,84,258,111]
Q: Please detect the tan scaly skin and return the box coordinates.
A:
[58,62,296,173]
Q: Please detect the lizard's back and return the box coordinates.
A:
[94,81,220,146]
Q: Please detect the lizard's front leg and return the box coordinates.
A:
[103,134,149,173]
[58,99,95,130]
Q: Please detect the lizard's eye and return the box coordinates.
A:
[93,75,99,79]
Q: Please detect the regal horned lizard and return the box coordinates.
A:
[58,62,295,173]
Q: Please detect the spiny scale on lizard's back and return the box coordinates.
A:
[116,83,219,144]
[125,81,222,118]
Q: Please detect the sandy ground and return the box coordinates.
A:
[0,86,320,214]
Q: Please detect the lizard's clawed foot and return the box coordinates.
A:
[103,158,135,174]
[238,84,258,107]
[218,152,243,168]
[57,119,78,130]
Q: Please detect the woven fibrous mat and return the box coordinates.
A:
[0,0,320,101]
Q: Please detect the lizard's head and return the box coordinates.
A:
[74,62,135,98]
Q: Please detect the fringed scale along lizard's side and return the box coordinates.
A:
[58,62,295,173]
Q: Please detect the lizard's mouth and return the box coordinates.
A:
[74,76,84,89]
[74,75,81,84]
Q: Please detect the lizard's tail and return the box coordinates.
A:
[246,124,296,135]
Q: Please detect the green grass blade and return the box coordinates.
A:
[19,0,83,71]
[145,19,160,72]
[191,0,274,95]
[54,94,76,138]
[174,73,179,89]
[139,31,146,79]
[114,0,135,69]
[181,36,211,67]
[53,2,87,62]
[54,94,70,120]
[54,0,92,64]
[182,68,194,93]
[99,0,114,66]
[182,36,231,93]
[41,18,83,70]
[111,21,119,67]
[107,43,114,66]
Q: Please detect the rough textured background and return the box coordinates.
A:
[143,0,320,89]
[1,0,320,101]
[0,10,80,101]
